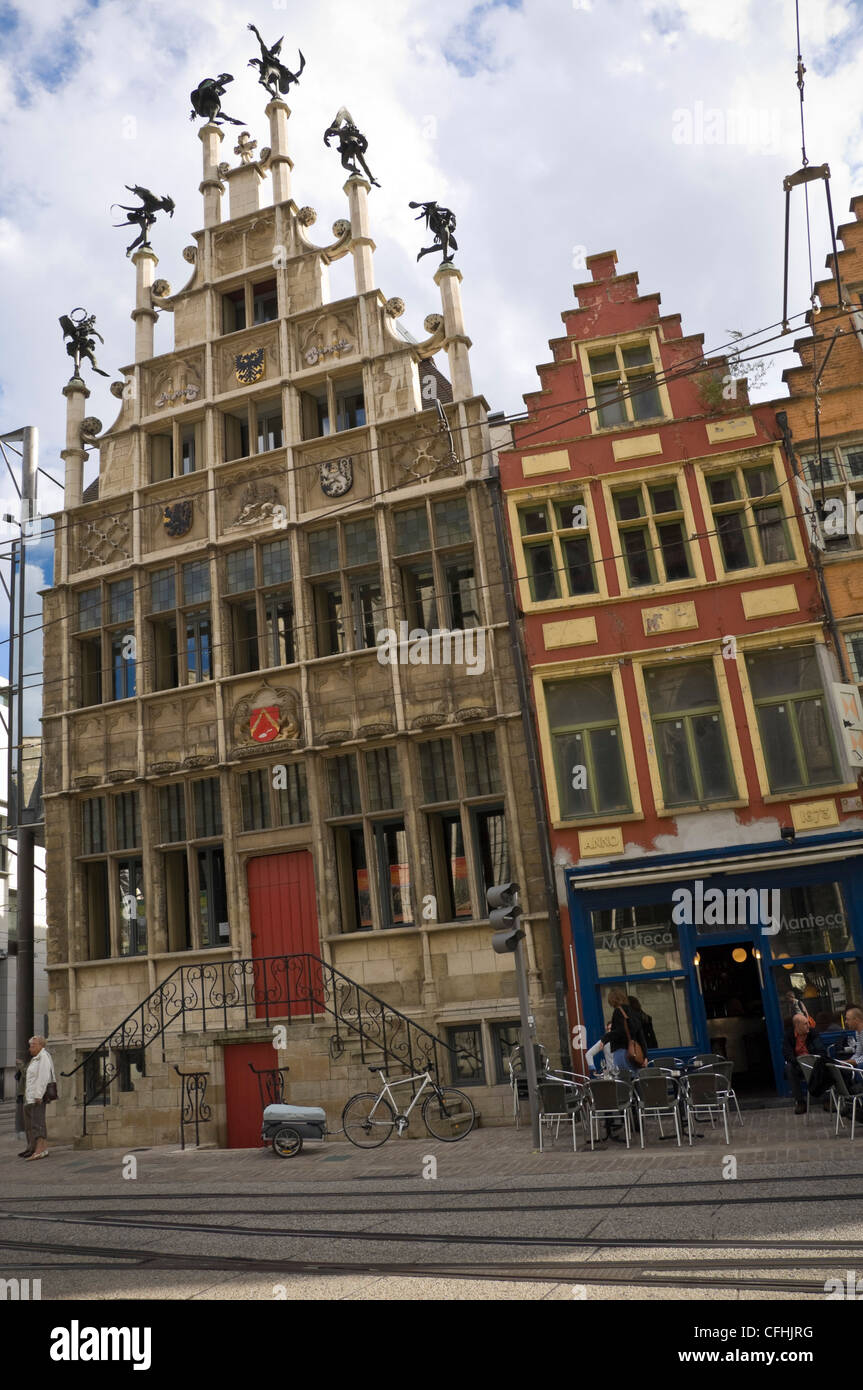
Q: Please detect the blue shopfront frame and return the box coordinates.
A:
[565,832,863,1093]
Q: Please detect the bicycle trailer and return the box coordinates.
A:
[262,1103,327,1158]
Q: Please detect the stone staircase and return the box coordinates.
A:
[59,955,495,1148]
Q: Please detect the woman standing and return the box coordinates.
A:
[627,995,658,1051]
[21,1035,55,1160]
[605,988,647,1076]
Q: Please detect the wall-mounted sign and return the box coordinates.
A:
[831,682,863,770]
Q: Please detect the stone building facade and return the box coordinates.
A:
[43,94,561,1147]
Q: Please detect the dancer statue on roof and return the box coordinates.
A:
[324,107,380,187]
[409,200,458,263]
[247,24,305,99]
[59,308,110,378]
[190,74,245,126]
[112,185,175,257]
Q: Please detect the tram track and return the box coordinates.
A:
[0,1232,847,1296]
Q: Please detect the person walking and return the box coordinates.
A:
[627,995,658,1051]
[605,987,647,1075]
[21,1035,55,1160]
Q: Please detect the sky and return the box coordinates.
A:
[0,0,862,722]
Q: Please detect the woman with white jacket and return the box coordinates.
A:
[21,1035,55,1160]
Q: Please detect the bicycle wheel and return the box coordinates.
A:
[272,1126,303,1158]
[422,1086,476,1142]
[342,1091,396,1148]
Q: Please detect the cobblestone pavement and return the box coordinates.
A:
[1,1102,861,1301]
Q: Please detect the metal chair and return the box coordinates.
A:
[507,1044,549,1129]
[587,1077,634,1150]
[709,1058,743,1127]
[538,1080,584,1152]
[796,1053,822,1124]
[683,1069,730,1145]
[634,1070,681,1147]
[827,1062,863,1140]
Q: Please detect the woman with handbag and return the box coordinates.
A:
[605,988,647,1077]
[21,1035,56,1160]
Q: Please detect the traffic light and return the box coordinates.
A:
[487,881,524,954]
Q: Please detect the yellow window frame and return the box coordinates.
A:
[631,649,747,817]
[533,659,643,827]
[506,482,608,613]
[601,463,705,598]
[735,629,856,801]
[577,331,672,434]
[695,445,806,580]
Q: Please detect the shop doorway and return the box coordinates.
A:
[697,942,773,1092]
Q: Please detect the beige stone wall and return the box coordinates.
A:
[45,138,564,1153]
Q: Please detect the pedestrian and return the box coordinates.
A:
[782,1013,826,1115]
[21,1035,55,1160]
[605,987,647,1077]
[627,995,658,1051]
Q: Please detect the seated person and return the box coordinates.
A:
[839,1005,863,1067]
[782,1013,827,1115]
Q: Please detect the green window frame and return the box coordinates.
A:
[517,496,597,602]
[612,479,692,589]
[707,461,792,572]
[644,661,736,807]
[588,341,664,428]
[746,647,840,792]
[546,673,632,819]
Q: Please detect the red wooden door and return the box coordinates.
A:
[246,852,322,1018]
[224,1041,282,1149]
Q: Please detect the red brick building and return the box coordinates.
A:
[498,251,863,1093]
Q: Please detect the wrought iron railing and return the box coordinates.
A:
[62,952,475,1135]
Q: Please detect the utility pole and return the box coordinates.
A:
[0,425,39,1111]
[486,454,572,1071]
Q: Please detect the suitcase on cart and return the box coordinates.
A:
[262,1102,327,1157]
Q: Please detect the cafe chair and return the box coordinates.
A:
[683,1069,730,1145]
[587,1077,634,1150]
[634,1070,681,1148]
[537,1079,585,1152]
[507,1044,549,1129]
[796,1054,822,1124]
[826,1062,863,1141]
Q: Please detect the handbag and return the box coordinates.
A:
[43,1081,58,1104]
[621,1009,645,1068]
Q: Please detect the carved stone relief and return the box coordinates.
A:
[73,509,132,571]
[145,353,204,413]
[231,683,302,754]
[381,416,460,486]
[297,308,357,367]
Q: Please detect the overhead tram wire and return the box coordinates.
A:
[0,304,851,599]
[1,292,843,568]
[0,294,848,600]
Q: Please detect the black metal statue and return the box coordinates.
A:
[409,201,458,264]
[59,308,110,378]
[247,24,305,99]
[189,74,245,126]
[112,185,175,257]
[324,107,380,188]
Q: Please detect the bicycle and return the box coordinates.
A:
[342,1067,476,1148]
